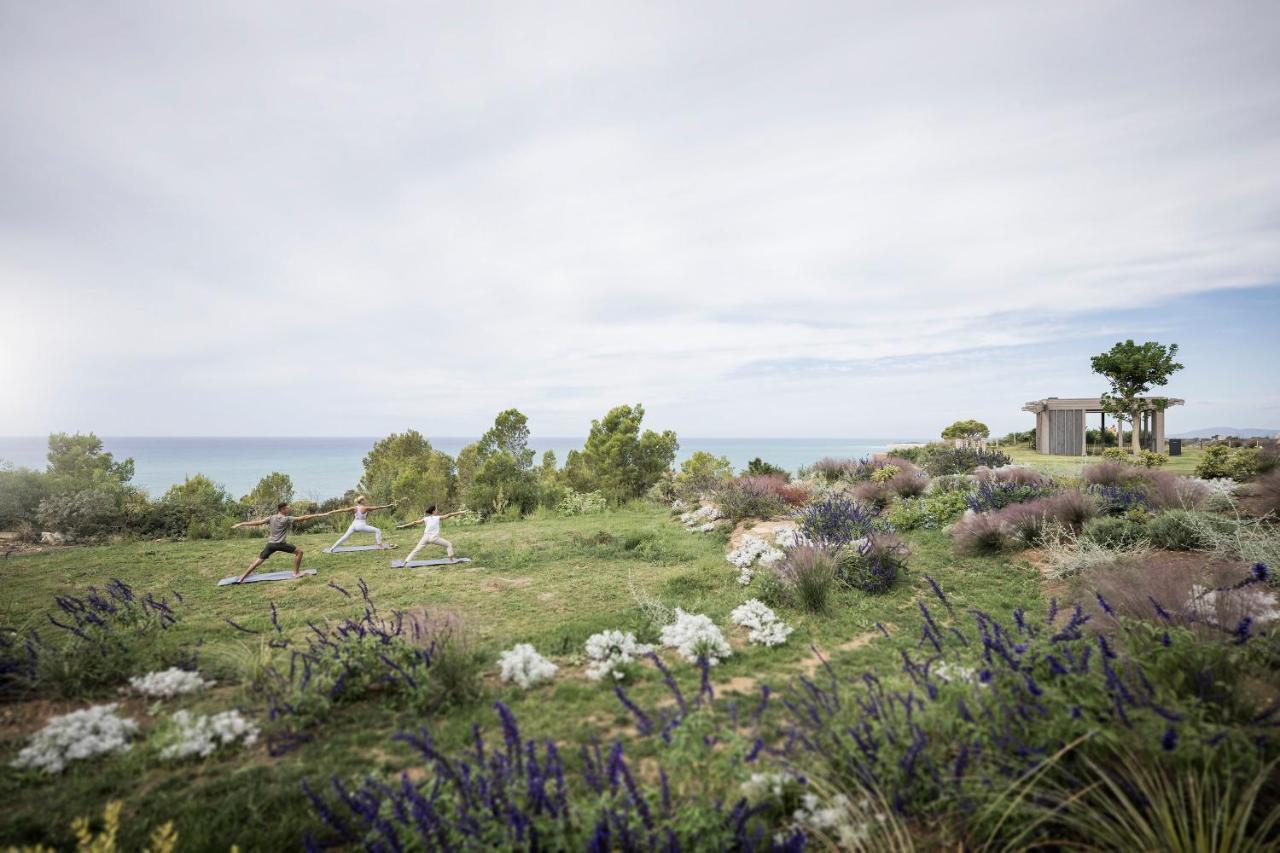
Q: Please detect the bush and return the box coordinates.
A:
[556,489,607,516]
[0,465,49,529]
[2,579,186,700]
[929,473,975,494]
[835,535,907,593]
[1141,469,1209,511]
[713,476,789,522]
[36,490,126,541]
[888,490,969,531]
[581,403,679,503]
[1145,510,1232,551]
[851,479,892,508]
[778,545,837,613]
[1040,491,1099,530]
[675,451,734,501]
[153,475,234,538]
[975,466,1047,487]
[888,470,928,498]
[797,494,881,549]
[922,446,1012,476]
[1083,515,1148,548]
[1136,450,1168,467]
[965,479,1055,514]
[745,458,789,480]
[1083,460,1134,487]
[1196,445,1262,480]
[810,457,859,483]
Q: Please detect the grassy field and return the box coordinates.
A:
[0,504,1040,851]
[998,442,1205,475]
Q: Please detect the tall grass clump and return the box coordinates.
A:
[780,545,839,613]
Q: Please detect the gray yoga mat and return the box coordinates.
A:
[390,557,471,568]
[218,569,317,586]
[323,544,397,553]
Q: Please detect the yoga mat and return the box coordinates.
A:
[218,569,317,586]
[324,544,397,553]
[390,557,471,568]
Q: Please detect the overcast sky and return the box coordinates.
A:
[2,1,1278,439]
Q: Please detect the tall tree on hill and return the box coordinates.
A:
[1090,340,1184,455]
[582,404,678,504]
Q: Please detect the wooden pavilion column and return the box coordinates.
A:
[1154,410,1165,454]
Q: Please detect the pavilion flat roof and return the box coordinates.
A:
[1022,396,1184,413]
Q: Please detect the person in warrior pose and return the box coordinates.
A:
[232,502,337,583]
[398,504,465,562]
[326,496,396,551]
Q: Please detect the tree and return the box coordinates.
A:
[477,409,535,470]
[468,453,540,517]
[745,457,789,480]
[242,472,295,516]
[941,420,990,445]
[45,433,134,494]
[1090,340,1184,455]
[359,431,454,516]
[582,404,679,503]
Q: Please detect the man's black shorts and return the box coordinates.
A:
[259,541,298,560]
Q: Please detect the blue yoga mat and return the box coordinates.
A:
[324,544,397,553]
[390,557,471,568]
[218,569,317,586]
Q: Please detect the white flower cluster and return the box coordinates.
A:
[157,709,259,761]
[128,667,214,698]
[584,630,653,681]
[727,535,785,585]
[932,661,978,683]
[773,526,806,549]
[660,609,732,665]
[789,792,886,848]
[730,599,793,647]
[498,643,558,688]
[740,771,794,800]
[680,504,724,532]
[12,704,139,774]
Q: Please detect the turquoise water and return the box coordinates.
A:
[0,436,921,500]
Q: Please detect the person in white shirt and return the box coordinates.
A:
[327,496,395,550]
[398,504,464,562]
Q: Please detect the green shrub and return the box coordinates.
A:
[1083,515,1148,548]
[745,457,789,480]
[835,535,907,593]
[36,490,126,541]
[714,476,788,522]
[1196,445,1262,480]
[556,488,607,516]
[154,474,234,538]
[1145,510,1231,551]
[888,490,969,531]
[870,464,900,485]
[675,451,734,501]
[929,473,975,494]
[923,446,1012,476]
[1136,450,1168,467]
[0,464,49,529]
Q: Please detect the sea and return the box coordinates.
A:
[0,436,923,500]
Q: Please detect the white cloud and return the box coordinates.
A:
[2,1,1278,436]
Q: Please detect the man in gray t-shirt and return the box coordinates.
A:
[232,502,337,584]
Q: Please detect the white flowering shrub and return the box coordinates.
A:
[730,599,793,647]
[680,504,724,532]
[1188,477,1239,498]
[583,630,653,681]
[659,609,732,665]
[740,771,795,801]
[790,792,888,848]
[497,643,558,688]
[11,703,139,774]
[128,667,214,698]
[727,535,785,585]
[773,526,806,549]
[155,709,260,761]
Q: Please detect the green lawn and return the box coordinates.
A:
[0,505,1038,850]
[998,442,1205,476]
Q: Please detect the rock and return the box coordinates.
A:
[40,532,65,546]
[728,519,800,552]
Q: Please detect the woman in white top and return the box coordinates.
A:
[398,504,464,562]
[327,497,395,550]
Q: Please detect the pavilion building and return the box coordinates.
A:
[1021,396,1183,456]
